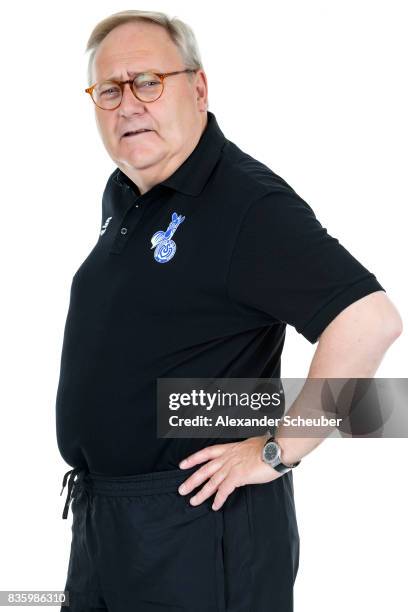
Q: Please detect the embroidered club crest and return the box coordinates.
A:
[150,212,185,263]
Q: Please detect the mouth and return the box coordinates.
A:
[121,129,154,139]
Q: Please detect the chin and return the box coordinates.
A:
[124,150,163,169]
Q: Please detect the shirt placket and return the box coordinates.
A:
[109,193,149,254]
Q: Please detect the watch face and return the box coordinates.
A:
[263,442,280,465]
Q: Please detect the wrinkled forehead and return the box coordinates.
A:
[92,22,184,82]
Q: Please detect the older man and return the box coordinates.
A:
[56,9,402,612]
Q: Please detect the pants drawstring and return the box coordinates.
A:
[60,467,86,519]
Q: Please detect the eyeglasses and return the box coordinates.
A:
[85,68,198,110]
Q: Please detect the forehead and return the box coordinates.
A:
[93,21,183,80]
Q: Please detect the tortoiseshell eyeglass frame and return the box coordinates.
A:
[85,68,199,110]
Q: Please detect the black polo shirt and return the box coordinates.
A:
[55,110,384,475]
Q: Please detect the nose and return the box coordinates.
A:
[119,82,146,115]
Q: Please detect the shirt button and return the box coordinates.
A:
[120,227,128,235]
[135,204,139,208]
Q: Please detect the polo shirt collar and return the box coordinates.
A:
[114,111,227,197]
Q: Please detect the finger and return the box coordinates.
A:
[211,478,237,511]
[178,460,223,496]
[179,442,236,468]
[189,469,228,506]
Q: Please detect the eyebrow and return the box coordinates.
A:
[104,69,161,81]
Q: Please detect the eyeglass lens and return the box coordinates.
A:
[93,72,163,108]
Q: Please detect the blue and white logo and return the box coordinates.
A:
[150,212,185,263]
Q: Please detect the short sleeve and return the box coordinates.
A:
[227,188,385,343]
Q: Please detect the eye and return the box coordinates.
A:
[101,87,120,97]
[141,80,159,88]
[97,82,121,98]
[134,74,161,88]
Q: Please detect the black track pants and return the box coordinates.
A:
[59,465,300,611]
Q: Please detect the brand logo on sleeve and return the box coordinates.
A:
[100,216,112,236]
[150,212,185,263]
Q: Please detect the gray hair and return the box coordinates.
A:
[85,10,204,87]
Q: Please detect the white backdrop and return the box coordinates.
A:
[0,1,406,610]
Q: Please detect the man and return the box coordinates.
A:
[56,9,402,612]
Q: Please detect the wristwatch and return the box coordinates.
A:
[262,435,301,474]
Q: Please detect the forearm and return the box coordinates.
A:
[273,296,402,465]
